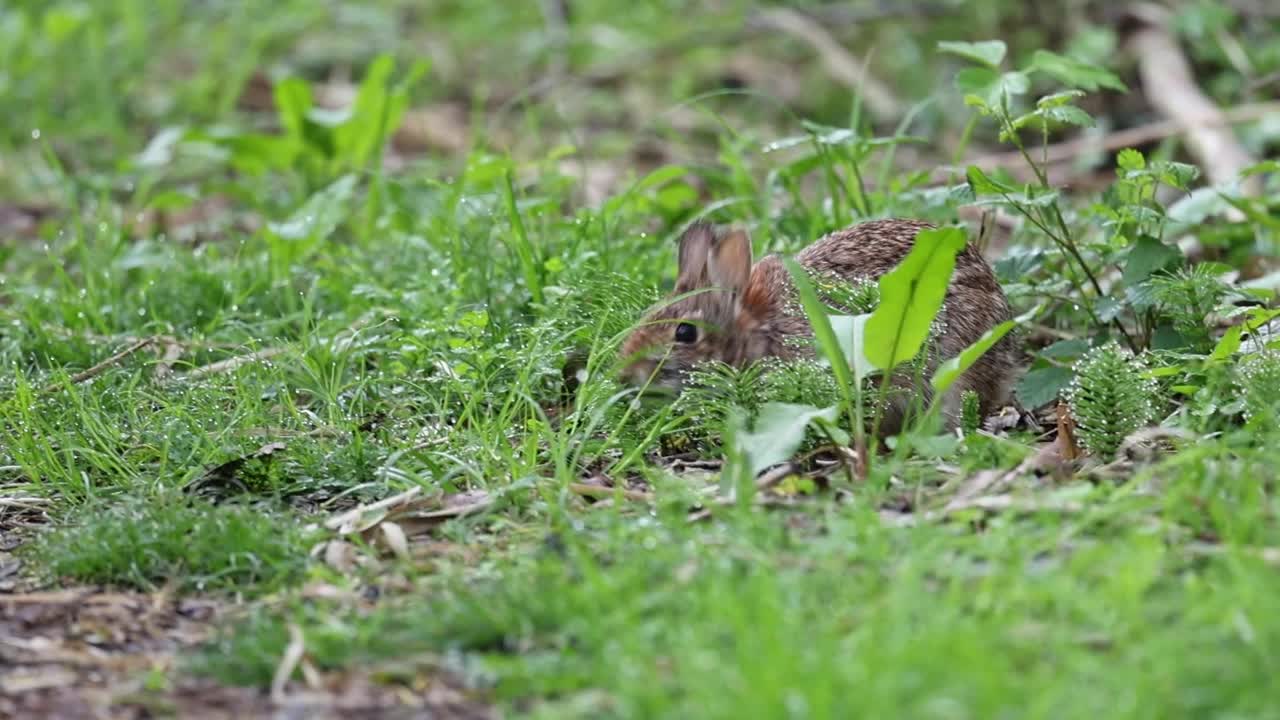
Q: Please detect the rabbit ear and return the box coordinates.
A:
[675,222,715,291]
[708,228,752,295]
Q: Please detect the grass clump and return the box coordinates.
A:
[192,503,1280,720]
[28,498,315,595]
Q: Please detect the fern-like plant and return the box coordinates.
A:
[1146,266,1233,352]
[960,390,982,434]
[1236,350,1280,423]
[1065,341,1159,457]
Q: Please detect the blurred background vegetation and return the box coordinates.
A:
[4,0,1276,204]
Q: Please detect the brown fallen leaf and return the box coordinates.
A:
[270,623,306,705]
[943,441,1069,514]
[323,487,423,534]
[319,487,496,560]
[1056,402,1081,461]
[377,521,410,561]
[318,540,363,574]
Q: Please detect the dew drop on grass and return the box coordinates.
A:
[31,128,40,140]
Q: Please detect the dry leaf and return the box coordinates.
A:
[1056,402,1081,460]
[321,540,360,574]
[270,623,306,704]
[378,521,410,561]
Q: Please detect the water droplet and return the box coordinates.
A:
[30,128,40,140]
[137,308,147,316]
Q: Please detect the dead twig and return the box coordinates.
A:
[41,337,155,393]
[0,497,51,510]
[568,483,654,503]
[753,462,799,492]
[178,346,288,381]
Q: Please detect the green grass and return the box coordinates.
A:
[29,496,316,594]
[197,491,1280,719]
[3,0,1280,717]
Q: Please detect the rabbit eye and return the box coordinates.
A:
[674,322,698,343]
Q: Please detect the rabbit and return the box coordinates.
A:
[618,218,1020,437]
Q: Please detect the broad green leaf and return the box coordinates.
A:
[267,174,358,241]
[1209,324,1243,361]
[960,68,1030,107]
[1150,161,1200,190]
[829,313,877,383]
[1008,105,1094,135]
[1243,159,1280,177]
[1041,338,1090,359]
[219,132,300,175]
[931,305,1040,394]
[1122,236,1183,286]
[938,40,1007,68]
[333,54,429,171]
[274,77,314,141]
[864,227,966,370]
[1041,105,1095,128]
[1117,148,1145,171]
[1097,297,1124,322]
[1015,365,1074,409]
[737,403,841,476]
[1028,49,1127,92]
[783,258,857,398]
[994,71,1031,100]
[955,67,999,94]
[966,165,1017,196]
[1036,90,1087,108]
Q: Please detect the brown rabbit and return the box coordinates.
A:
[618,218,1019,436]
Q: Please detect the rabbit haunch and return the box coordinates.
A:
[619,218,1020,435]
